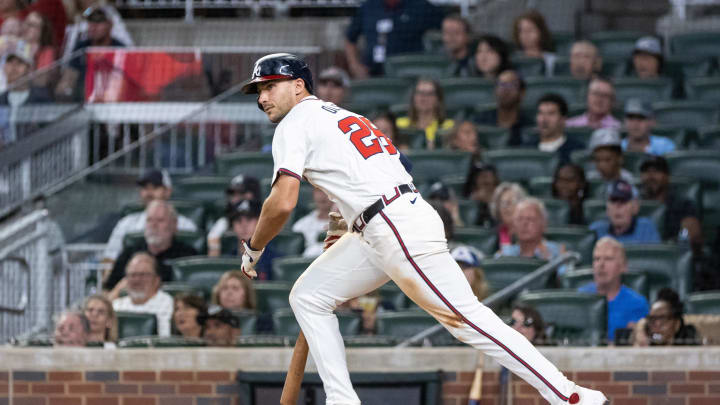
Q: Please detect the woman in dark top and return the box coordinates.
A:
[551,163,588,225]
[463,162,499,227]
[633,288,701,346]
[473,35,512,80]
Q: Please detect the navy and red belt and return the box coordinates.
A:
[352,183,418,233]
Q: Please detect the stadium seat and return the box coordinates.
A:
[405,150,472,182]
[665,151,720,227]
[344,335,398,347]
[685,77,720,103]
[510,56,545,78]
[384,54,450,79]
[523,77,585,109]
[697,126,720,148]
[583,199,666,235]
[439,78,495,113]
[485,149,558,184]
[516,290,607,346]
[480,257,549,293]
[613,78,674,106]
[348,78,413,111]
[553,31,576,55]
[232,310,258,336]
[375,310,458,346]
[168,256,242,297]
[221,230,305,257]
[174,176,232,203]
[214,151,274,178]
[560,267,649,299]
[272,255,314,282]
[538,198,570,226]
[475,125,510,150]
[402,127,428,149]
[544,226,596,266]
[665,55,715,83]
[527,176,553,198]
[669,31,720,57]
[647,127,689,149]
[590,31,644,57]
[623,244,693,300]
[254,281,293,314]
[378,282,411,310]
[652,101,719,130]
[600,56,629,77]
[116,312,158,339]
[422,30,444,54]
[161,282,203,298]
[453,227,498,256]
[272,308,361,337]
[685,291,720,315]
[457,199,480,226]
[118,336,206,348]
[235,335,293,347]
[124,230,205,254]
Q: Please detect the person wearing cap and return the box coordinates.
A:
[207,175,261,257]
[442,14,474,77]
[631,36,663,79]
[228,199,281,280]
[474,69,532,146]
[199,305,241,347]
[622,98,675,156]
[526,93,584,165]
[316,66,350,107]
[292,187,337,258]
[589,180,661,244]
[569,40,602,81]
[428,180,464,229]
[578,237,649,343]
[104,200,198,292]
[639,156,700,244]
[451,246,489,301]
[103,169,198,263]
[62,3,133,60]
[566,76,621,130]
[586,128,635,186]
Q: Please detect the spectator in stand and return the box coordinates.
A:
[639,156,701,244]
[525,93,584,165]
[427,180,464,229]
[569,40,602,81]
[442,14,474,77]
[621,98,675,156]
[552,163,588,225]
[566,76,621,130]
[111,252,174,337]
[372,111,408,152]
[587,128,635,186]
[53,310,90,347]
[579,237,649,343]
[509,305,547,344]
[490,182,527,249]
[292,187,336,258]
[83,294,117,344]
[199,305,241,346]
[496,197,568,274]
[207,175,261,257]
[430,200,455,244]
[104,200,198,294]
[227,199,281,280]
[344,0,442,78]
[446,120,481,157]
[630,36,663,79]
[472,35,512,80]
[473,69,531,146]
[315,66,350,107]
[172,293,206,338]
[104,169,198,263]
[0,0,23,32]
[212,270,257,311]
[451,246,490,301]
[589,180,661,244]
[463,161,499,227]
[55,6,125,101]
[511,10,556,76]
[632,288,701,346]
[22,11,55,72]
[396,78,454,150]
[63,1,132,59]
[22,0,66,50]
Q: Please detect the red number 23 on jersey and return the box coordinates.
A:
[337,116,398,159]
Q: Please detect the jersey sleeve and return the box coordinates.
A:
[271,119,309,186]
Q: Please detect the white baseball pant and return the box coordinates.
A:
[289,192,577,405]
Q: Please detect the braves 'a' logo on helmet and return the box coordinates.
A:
[252,63,261,79]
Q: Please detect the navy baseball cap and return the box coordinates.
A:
[451,246,481,268]
[137,169,172,188]
[640,156,669,174]
[226,175,260,197]
[230,199,262,220]
[428,181,452,201]
[197,305,240,328]
[606,180,638,203]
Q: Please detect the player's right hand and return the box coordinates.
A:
[323,212,348,251]
[241,240,264,279]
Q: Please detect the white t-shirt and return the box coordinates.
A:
[292,210,328,258]
[271,97,412,225]
[104,211,198,261]
[113,290,173,337]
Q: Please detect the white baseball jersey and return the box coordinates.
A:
[271,96,412,225]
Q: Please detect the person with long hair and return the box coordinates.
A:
[212,270,257,311]
[632,288,701,346]
[372,110,409,152]
[396,78,454,150]
[172,293,207,338]
[552,163,588,225]
[21,11,54,70]
[490,182,527,249]
[512,10,556,76]
[463,162,499,227]
[83,294,117,343]
[473,34,512,80]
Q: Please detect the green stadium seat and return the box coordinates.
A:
[538,198,570,226]
[516,290,607,346]
[479,257,549,292]
[560,267,649,299]
[272,255,314,282]
[527,176,553,198]
[405,150,472,182]
[652,102,719,130]
[422,30,444,54]
[669,31,720,57]
[272,308,362,337]
[685,77,720,103]
[665,55,715,82]
[161,282,203,298]
[590,31,644,57]
[613,78,674,106]
[174,176,232,203]
[118,336,206,348]
[235,335,293,347]
[453,227,498,256]
[553,56,571,76]
[348,78,413,111]
[600,56,629,77]
[439,78,495,113]
[170,255,242,281]
[375,310,458,346]
[214,151,274,178]
[485,149,558,184]
[523,77,585,109]
[510,55,545,78]
[623,244,693,300]
[697,126,720,148]
[457,199,479,226]
[116,312,158,339]
[665,151,720,228]
[344,335,398,347]
[544,226,596,266]
[553,31,576,55]
[232,310,258,336]
[685,291,720,315]
[475,125,510,149]
[377,282,410,310]
[124,230,205,254]
[384,54,450,79]
[254,281,293,314]
[439,174,466,198]
[221,230,305,257]
[583,199,666,235]
[646,127,689,148]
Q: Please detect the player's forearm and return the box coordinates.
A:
[250,176,300,249]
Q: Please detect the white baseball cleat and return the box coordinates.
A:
[568,386,609,405]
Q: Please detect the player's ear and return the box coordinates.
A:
[295,78,305,95]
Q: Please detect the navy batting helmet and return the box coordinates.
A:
[241,53,314,95]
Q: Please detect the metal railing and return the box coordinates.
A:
[396,252,581,347]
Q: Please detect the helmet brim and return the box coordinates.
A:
[241,74,293,94]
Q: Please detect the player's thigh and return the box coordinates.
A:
[290,232,390,307]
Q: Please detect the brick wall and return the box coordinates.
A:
[442,371,720,405]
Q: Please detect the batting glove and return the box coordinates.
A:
[241,239,264,279]
[323,212,348,251]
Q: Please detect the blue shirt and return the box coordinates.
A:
[621,136,676,156]
[589,216,661,244]
[495,240,568,274]
[578,283,649,341]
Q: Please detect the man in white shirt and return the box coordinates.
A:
[292,187,336,257]
[112,252,173,337]
[103,169,197,262]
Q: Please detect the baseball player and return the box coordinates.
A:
[239,53,608,405]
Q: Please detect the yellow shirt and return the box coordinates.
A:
[396,116,455,147]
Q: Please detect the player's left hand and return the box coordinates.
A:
[241,239,264,279]
[323,212,348,251]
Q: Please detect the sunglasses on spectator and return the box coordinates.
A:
[508,317,534,328]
